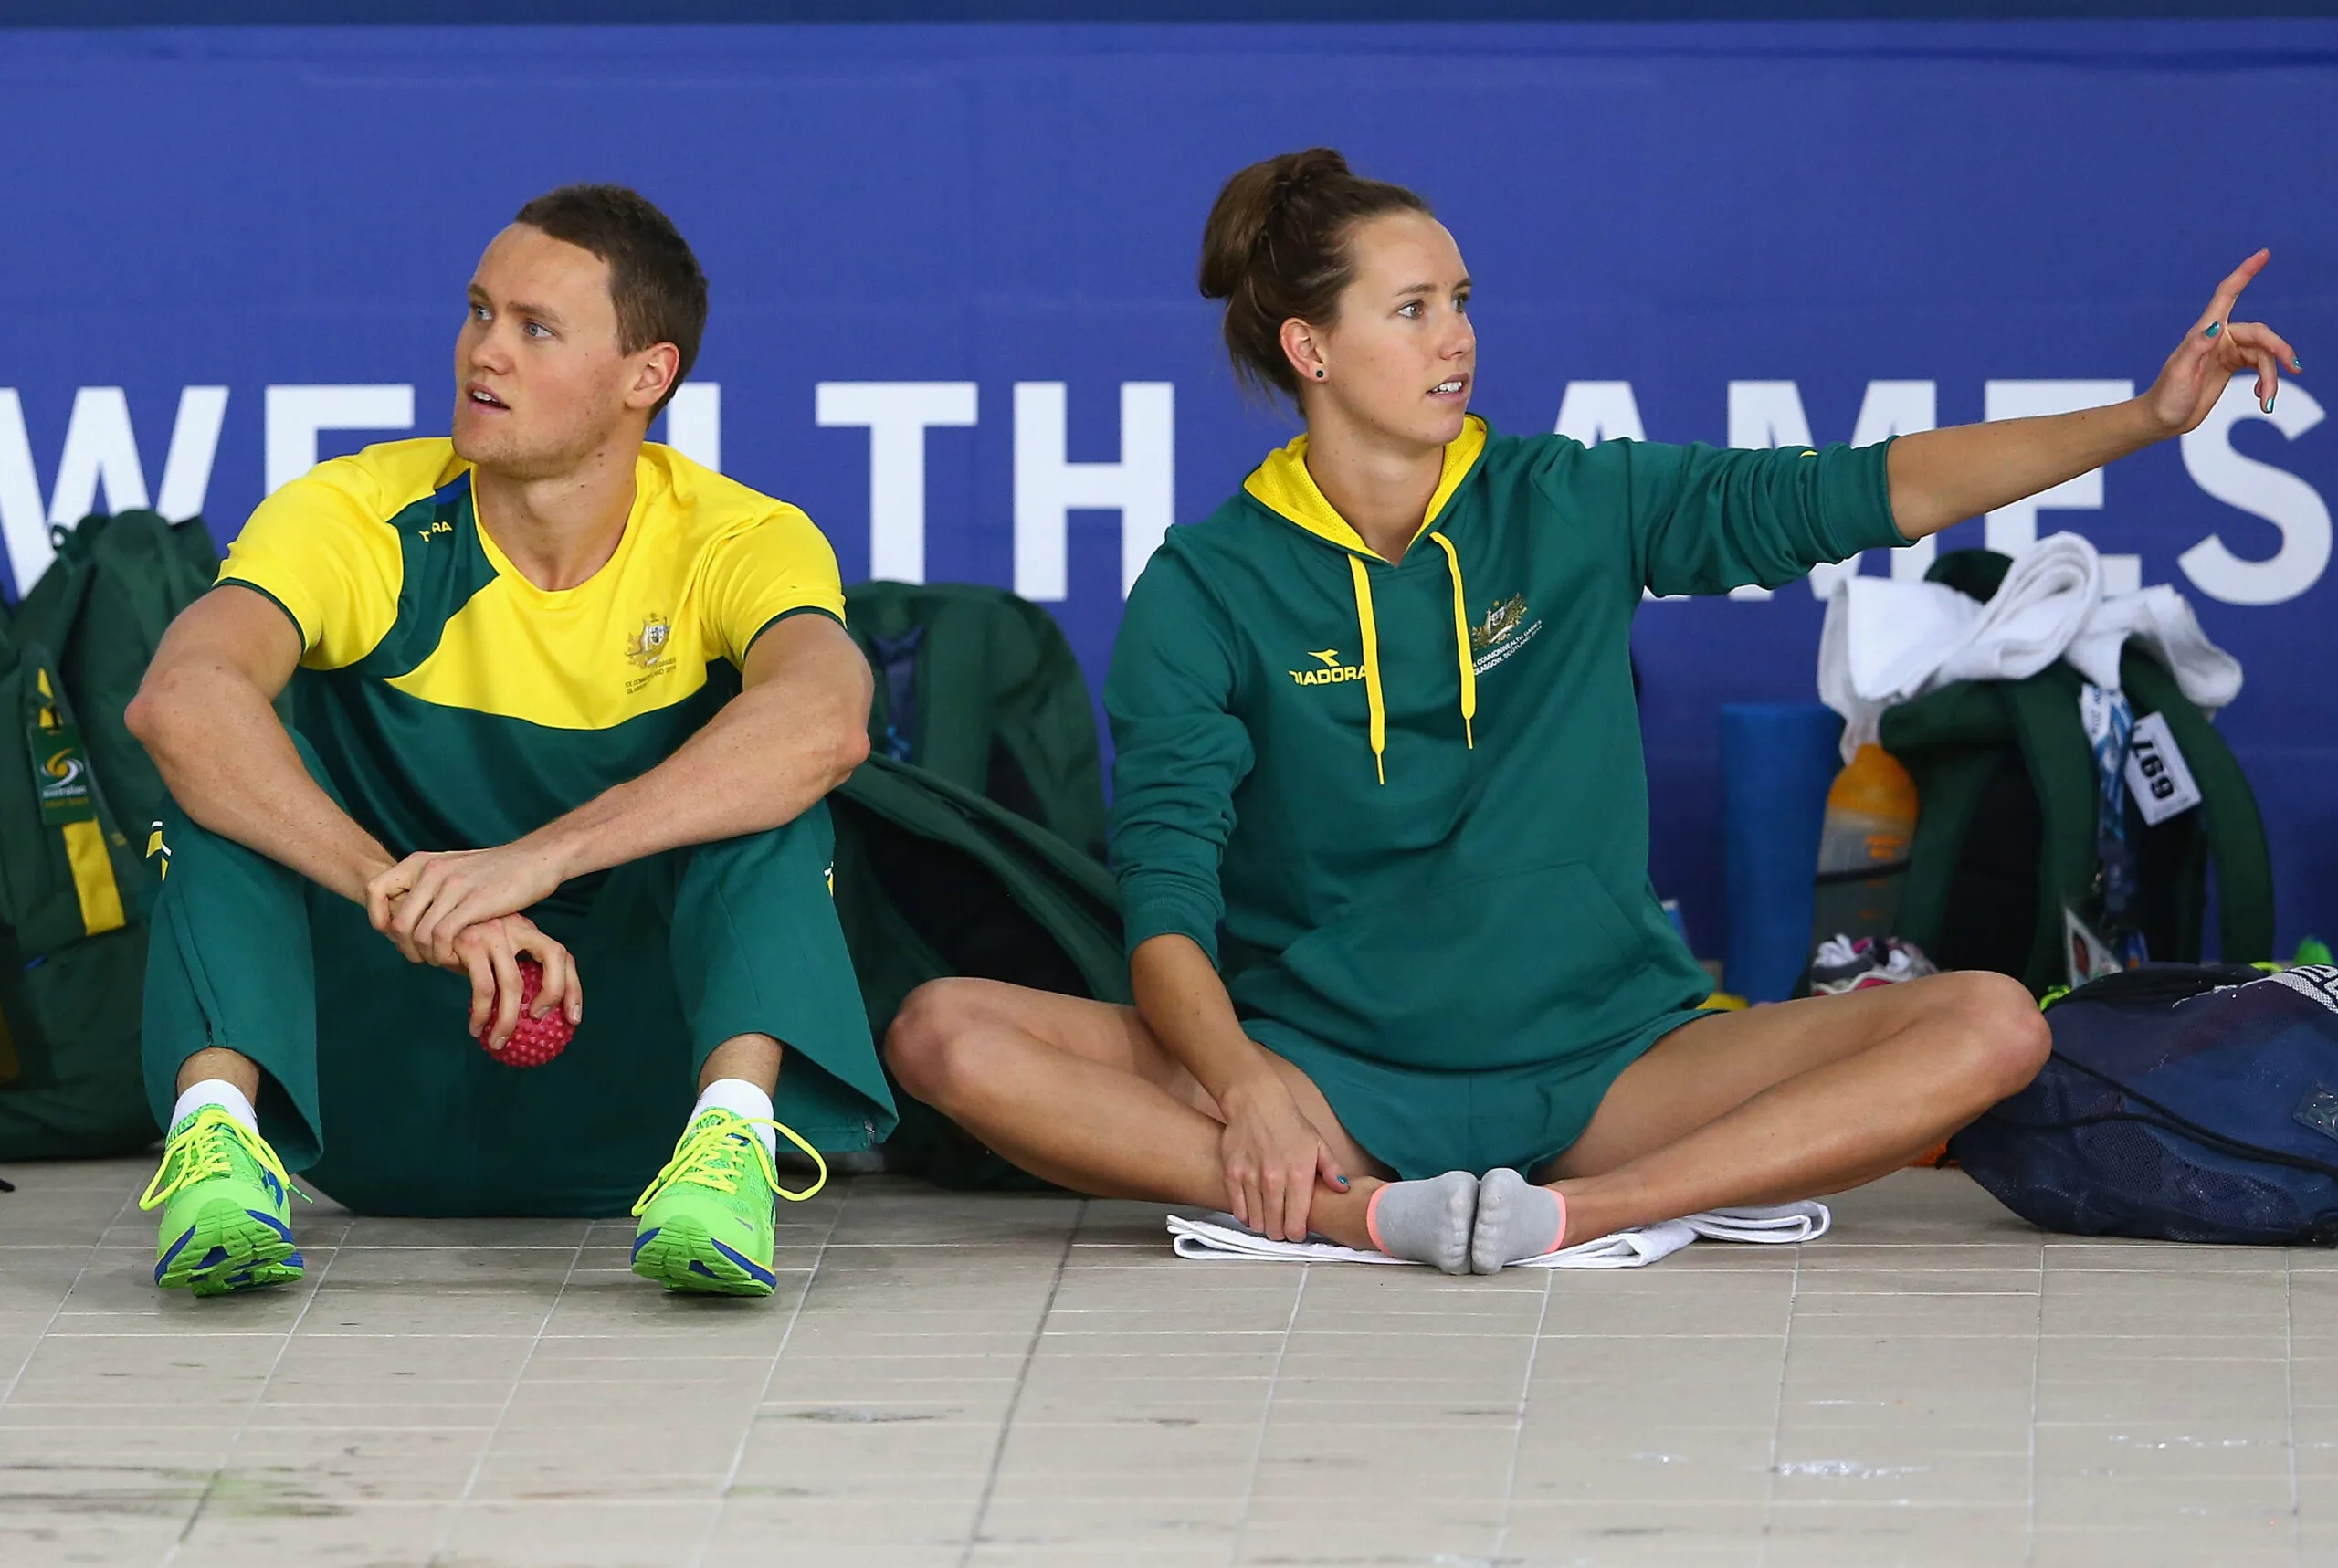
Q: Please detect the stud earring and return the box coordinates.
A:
[1313,369,1326,380]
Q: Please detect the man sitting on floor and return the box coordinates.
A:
[126,184,890,1299]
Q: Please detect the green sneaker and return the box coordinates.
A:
[630,1110,827,1298]
[139,1107,303,1297]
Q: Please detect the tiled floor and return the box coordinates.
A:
[0,1160,2327,1568]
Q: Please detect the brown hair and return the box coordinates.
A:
[1196,149,1432,400]
[513,184,708,416]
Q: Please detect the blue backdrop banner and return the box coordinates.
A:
[0,20,2329,953]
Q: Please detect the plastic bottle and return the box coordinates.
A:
[1809,743,1920,948]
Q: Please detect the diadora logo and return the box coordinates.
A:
[1469,594,1543,674]
[1290,648,1366,686]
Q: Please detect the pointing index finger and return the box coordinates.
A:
[2202,248,2271,331]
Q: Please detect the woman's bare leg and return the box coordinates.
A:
[884,979,1392,1247]
[1535,970,2049,1246]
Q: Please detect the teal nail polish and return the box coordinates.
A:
[2294,357,2304,371]
[2206,321,2221,338]
[2265,396,2276,414]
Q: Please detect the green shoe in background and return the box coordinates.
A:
[140,1107,304,1297]
[630,1110,827,1298]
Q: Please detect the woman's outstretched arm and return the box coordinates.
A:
[1887,249,2301,540]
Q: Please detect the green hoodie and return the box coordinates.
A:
[1105,416,1907,1178]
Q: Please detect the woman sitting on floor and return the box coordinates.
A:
[886,148,2301,1273]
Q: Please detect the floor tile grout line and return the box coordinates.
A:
[2286,1243,2301,1567]
[683,1173,852,1568]
[1485,1265,1556,1568]
[159,1216,348,1566]
[0,1182,133,1411]
[1752,1236,1799,1568]
[1225,1260,1309,1568]
[2023,1227,2044,1568]
[422,1220,591,1567]
[955,1199,1083,1568]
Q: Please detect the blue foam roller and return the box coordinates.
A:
[1721,703,1844,1003]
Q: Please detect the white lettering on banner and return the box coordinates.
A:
[0,385,231,595]
[263,385,414,495]
[1982,380,2138,593]
[816,382,977,584]
[1014,381,1174,601]
[2177,375,2330,607]
[661,383,721,473]
[155,387,229,521]
[48,387,151,521]
[0,391,44,593]
[1554,381,1645,446]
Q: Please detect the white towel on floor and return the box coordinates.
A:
[1817,533,2240,761]
[1164,1201,1830,1268]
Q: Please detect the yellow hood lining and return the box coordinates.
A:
[1245,420,1487,784]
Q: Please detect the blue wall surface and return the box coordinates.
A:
[0,20,2329,955]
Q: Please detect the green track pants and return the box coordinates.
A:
[140,737,894,1217]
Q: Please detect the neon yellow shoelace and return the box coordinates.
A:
[632,1113,827,1215]
[137,1106,303,1212]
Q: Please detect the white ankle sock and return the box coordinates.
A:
[691,1079,776,1158]
[171,1079,258,1135]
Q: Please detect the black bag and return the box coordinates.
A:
[1951,963,2338,1244]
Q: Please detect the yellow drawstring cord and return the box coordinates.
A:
[1427,531,1476,750]
[1345,555,1387,785]
[1343,534,1480,784]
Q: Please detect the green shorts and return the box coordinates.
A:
[1249,1005,1717,1182]
[140,733,894,1218]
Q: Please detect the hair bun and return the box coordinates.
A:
[1195,151,1430,399]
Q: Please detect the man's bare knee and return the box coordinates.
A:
[884,978,994,1107]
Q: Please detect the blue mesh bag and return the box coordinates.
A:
[1950,964,2338,1245]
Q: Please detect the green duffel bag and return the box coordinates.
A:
[829,755,1128,1191]
[1880,551,2273,996]
[1,510,221,1161]
[844,580,1108,860]
[0,626,152,1159]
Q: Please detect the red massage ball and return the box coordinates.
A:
[484,956,574,1068]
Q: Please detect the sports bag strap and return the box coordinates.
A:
[1,640,128,952]
[2122,651,2275,963]
[1998,665,2102,993]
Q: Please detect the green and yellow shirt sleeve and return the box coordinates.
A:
[1104,546,1256,967]
[696,504,848,667]
[1596,437,1910,599]
[216,459,406,670]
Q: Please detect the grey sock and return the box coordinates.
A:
[1365,1172,1479,1275]
[1470,1167,1566,1275]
